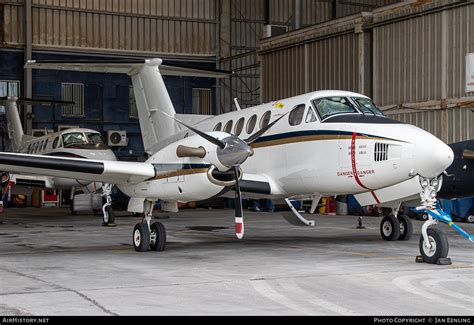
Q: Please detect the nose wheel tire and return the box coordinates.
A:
[150,222,167,252]
[419,228,449,264]
[380,215,401,241]
[397,214,413,241]
[102,206,115,226]
[133,223,150,252]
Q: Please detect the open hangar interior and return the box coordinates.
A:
[0,0,473,318]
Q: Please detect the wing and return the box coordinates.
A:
[0,152,155,185]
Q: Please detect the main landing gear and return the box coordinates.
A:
[379,207,413,242]
[132,200,167,252]
[101,183,115,226]
[415,177,473,265]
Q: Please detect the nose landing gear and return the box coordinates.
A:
[416,177,474,265]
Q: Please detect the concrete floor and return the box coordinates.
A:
[0,207,472,316]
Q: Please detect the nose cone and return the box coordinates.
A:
[414,134,454,178]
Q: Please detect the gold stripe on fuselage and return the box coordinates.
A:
[250,134,392,149]
[153,168,209,180]
[150,135,400,179]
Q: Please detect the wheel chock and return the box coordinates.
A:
[436,257,452,265]
[415,256,452,265]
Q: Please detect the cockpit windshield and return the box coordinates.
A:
[312,97,358,120]
[86,132,105,145]
[62,132,87,147]
[352,97,384,116]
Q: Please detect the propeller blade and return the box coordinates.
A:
[161,112,226,149]
[233,166,244,240]
[245,113,288,145]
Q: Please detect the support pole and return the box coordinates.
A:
[23,0,33,135]
[294,0,302,30]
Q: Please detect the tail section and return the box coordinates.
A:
[25,59,229,154]
[129,59,179,152]
[0,97,29,151]
[0,97,76,152]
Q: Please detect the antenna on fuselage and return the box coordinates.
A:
[233,98,242,111]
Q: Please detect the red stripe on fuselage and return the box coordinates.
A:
[371,191,381,204]
[351,132,371,191]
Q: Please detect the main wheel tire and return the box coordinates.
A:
[398,214,413,241]
[133,223,150,252]
[466,215,474,223]
[380,215,401,241]
[102,206,115,226]
[150,222,167,252]
[419,228,449,264]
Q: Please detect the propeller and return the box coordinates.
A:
[233,166,244,239]
[163,111,287,240]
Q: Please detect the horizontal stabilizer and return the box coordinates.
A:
[25,59,231,78]
[0,152,155,185]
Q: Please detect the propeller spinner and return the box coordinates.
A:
[166,112,287,240]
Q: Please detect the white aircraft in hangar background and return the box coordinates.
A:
[0,96,117,225]
[0,58,471,264]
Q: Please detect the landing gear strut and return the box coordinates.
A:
[101,183,115,226]
[415,177,474,264]
[416,177,451,264]
[379,206,413,241]
[132,200,167,252]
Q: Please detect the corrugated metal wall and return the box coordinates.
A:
[373,2,474,106]
[260,14,363,102]
[219,0,400,112]
[389,107,473,144]
[259,0,474,143]
[2,0,216,56]
[372,1,474,143]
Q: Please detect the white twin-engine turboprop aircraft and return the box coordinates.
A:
[0,97,117,225]
[0,58,466,263]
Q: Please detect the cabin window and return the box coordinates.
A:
[37,141,43,153]
[312,97,358,121]
[260,111,271,129]
[62,132,87,148]
[52,137,60,149]
[43,139,49,151]
[353,97,384,116]
[306,106,318,123]
[235,118,245,136]
[86,133,104,145]
[213,122,222,132]
[224,120,233,133]
[289,105,305,126]
[247,114,257,134]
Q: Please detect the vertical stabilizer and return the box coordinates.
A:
[1,98,26,152]
[129,59,179,153]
